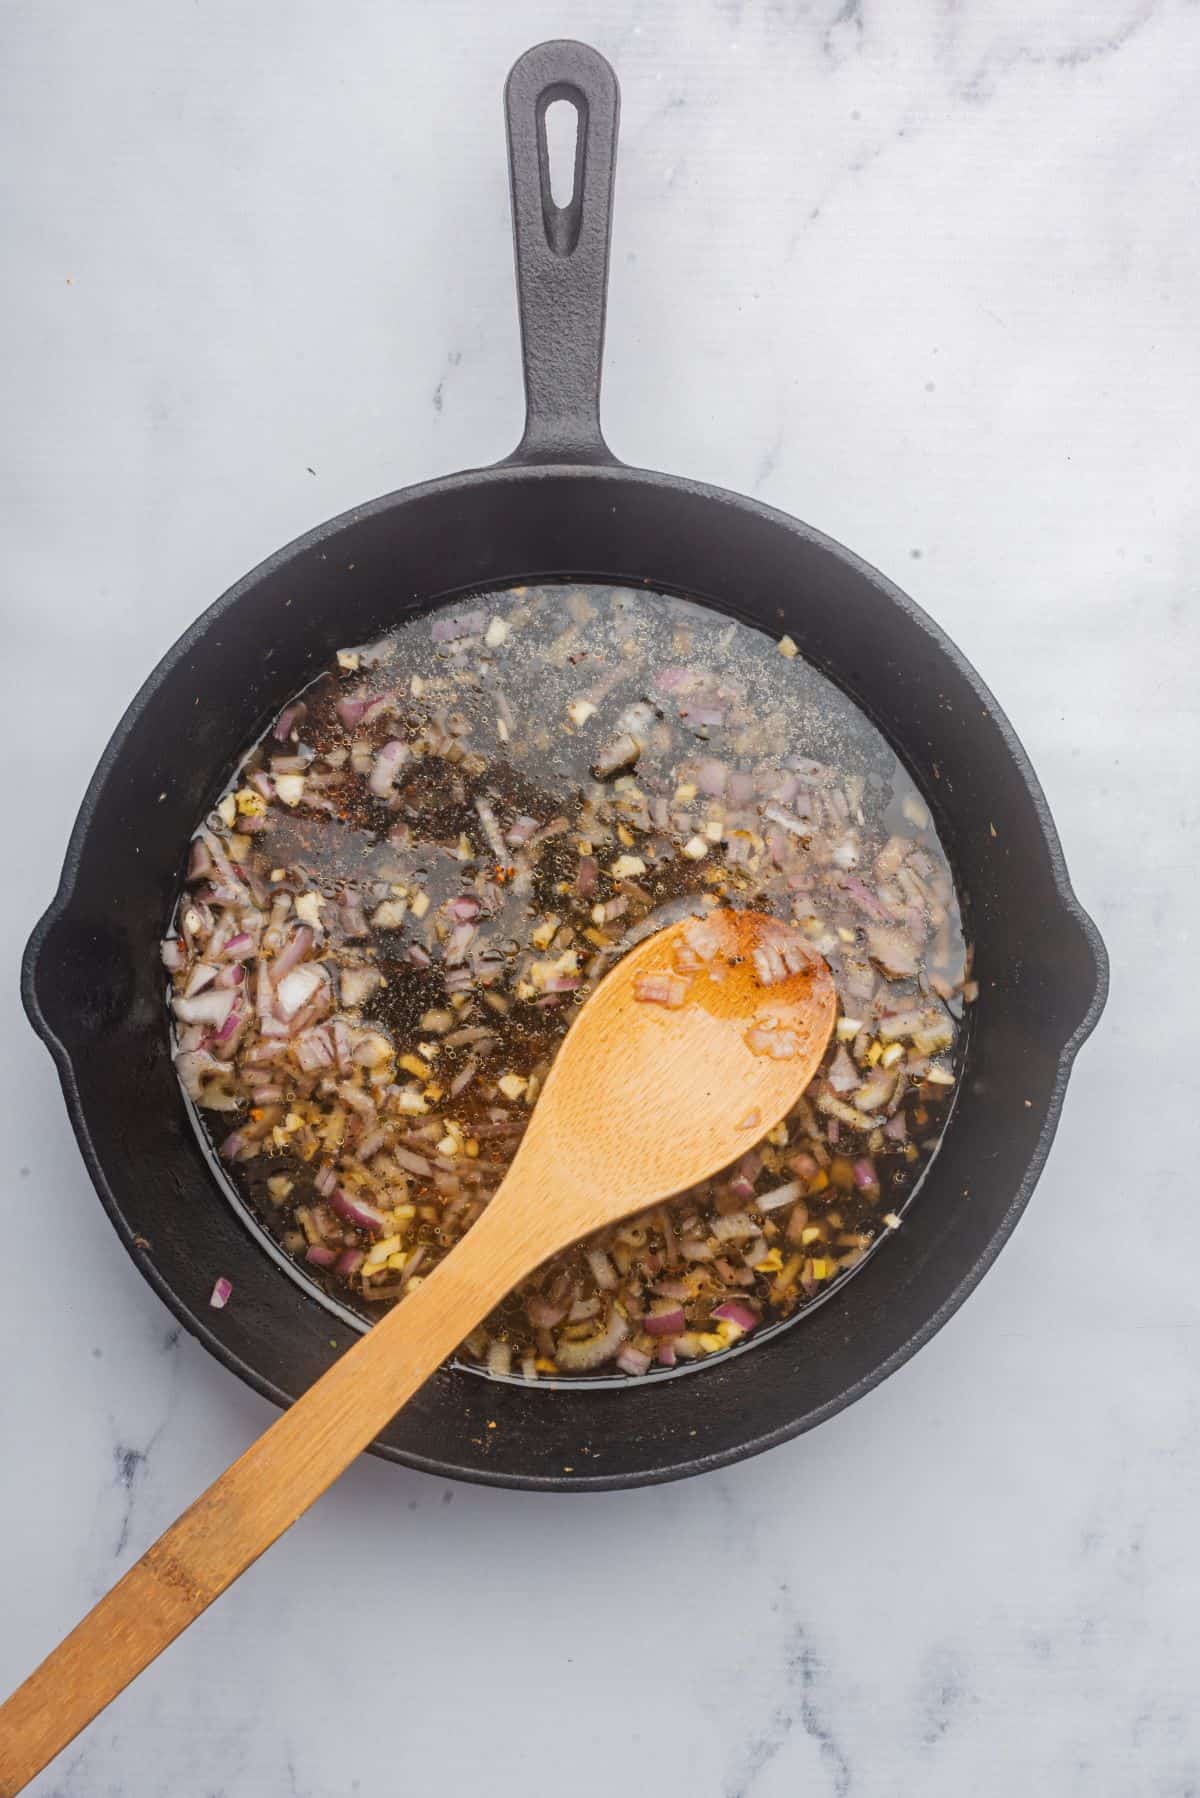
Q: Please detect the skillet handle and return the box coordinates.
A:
[503,40,620,466]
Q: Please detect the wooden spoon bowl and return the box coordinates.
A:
[0,908,834,1794]
[523,906,837,1240]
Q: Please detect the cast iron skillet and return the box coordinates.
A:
[21,40,1107,1490]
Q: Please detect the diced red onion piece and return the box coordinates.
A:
[473,796,507,860]
[272,927,315,982]
[431,609,485,642]
[274,701,307,741]
[840,876,890,922]
[653,1277,691,1301]
[392,1146,433,1176]
[445,922,477,966]
[174,1048,236,1108]
[336,695,371,729]
[526,1293,569,1328]
[336,692,390,730]
[633,972,689,1008]
[339,966,381,1008]
[187,837,214,881]
[369,739,408,798]
[695,758,727,796]
[616,1345,653,1376]
[644,1307,686,1336]
[756,1179,803,1213]
[817,1090,883,1129]
[450,1058,478,1097]
[593,732,641,779]
[339,1084,377,1122]
[585,1248,618,1291]
[528,815,569,847]
[330,1187,388,1234]
[680,1239,715,1262]
[682,913,732,962]
[740,1236,768,1269]
[172,988,236,1029]
[305,1245,338,1268]
[276,963,324,1019]
[744,1021,800,1059]
[350,1031,391,1068]
[213,1002,243,1044]
[553,1309,629,1371]
[294,1027,335,1071]
[866,924,920,979]
[763,803,810,840]
[339,897,369,938]
[209,1276,233,1309]
[712,1300,758,1332]
[755,940,784,989]
[711,1211,755,1242]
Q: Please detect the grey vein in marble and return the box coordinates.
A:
[723,1603,852,1798]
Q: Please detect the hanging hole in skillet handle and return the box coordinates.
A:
[503,40,621,467]
[544,98,580,209]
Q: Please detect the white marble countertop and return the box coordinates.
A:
[3,2,1196,1793]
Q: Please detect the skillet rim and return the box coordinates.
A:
[21,458,1109,1489]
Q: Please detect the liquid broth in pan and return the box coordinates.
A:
[163,584,971,1381]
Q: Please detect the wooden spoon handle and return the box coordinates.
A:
[0,1190,545,1795]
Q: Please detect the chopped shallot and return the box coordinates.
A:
[163,582,963,1382]
[633,972,690,1008]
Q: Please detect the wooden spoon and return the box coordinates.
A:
[0,909,834,1794]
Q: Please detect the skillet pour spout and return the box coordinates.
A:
[22,38,1106,1490]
